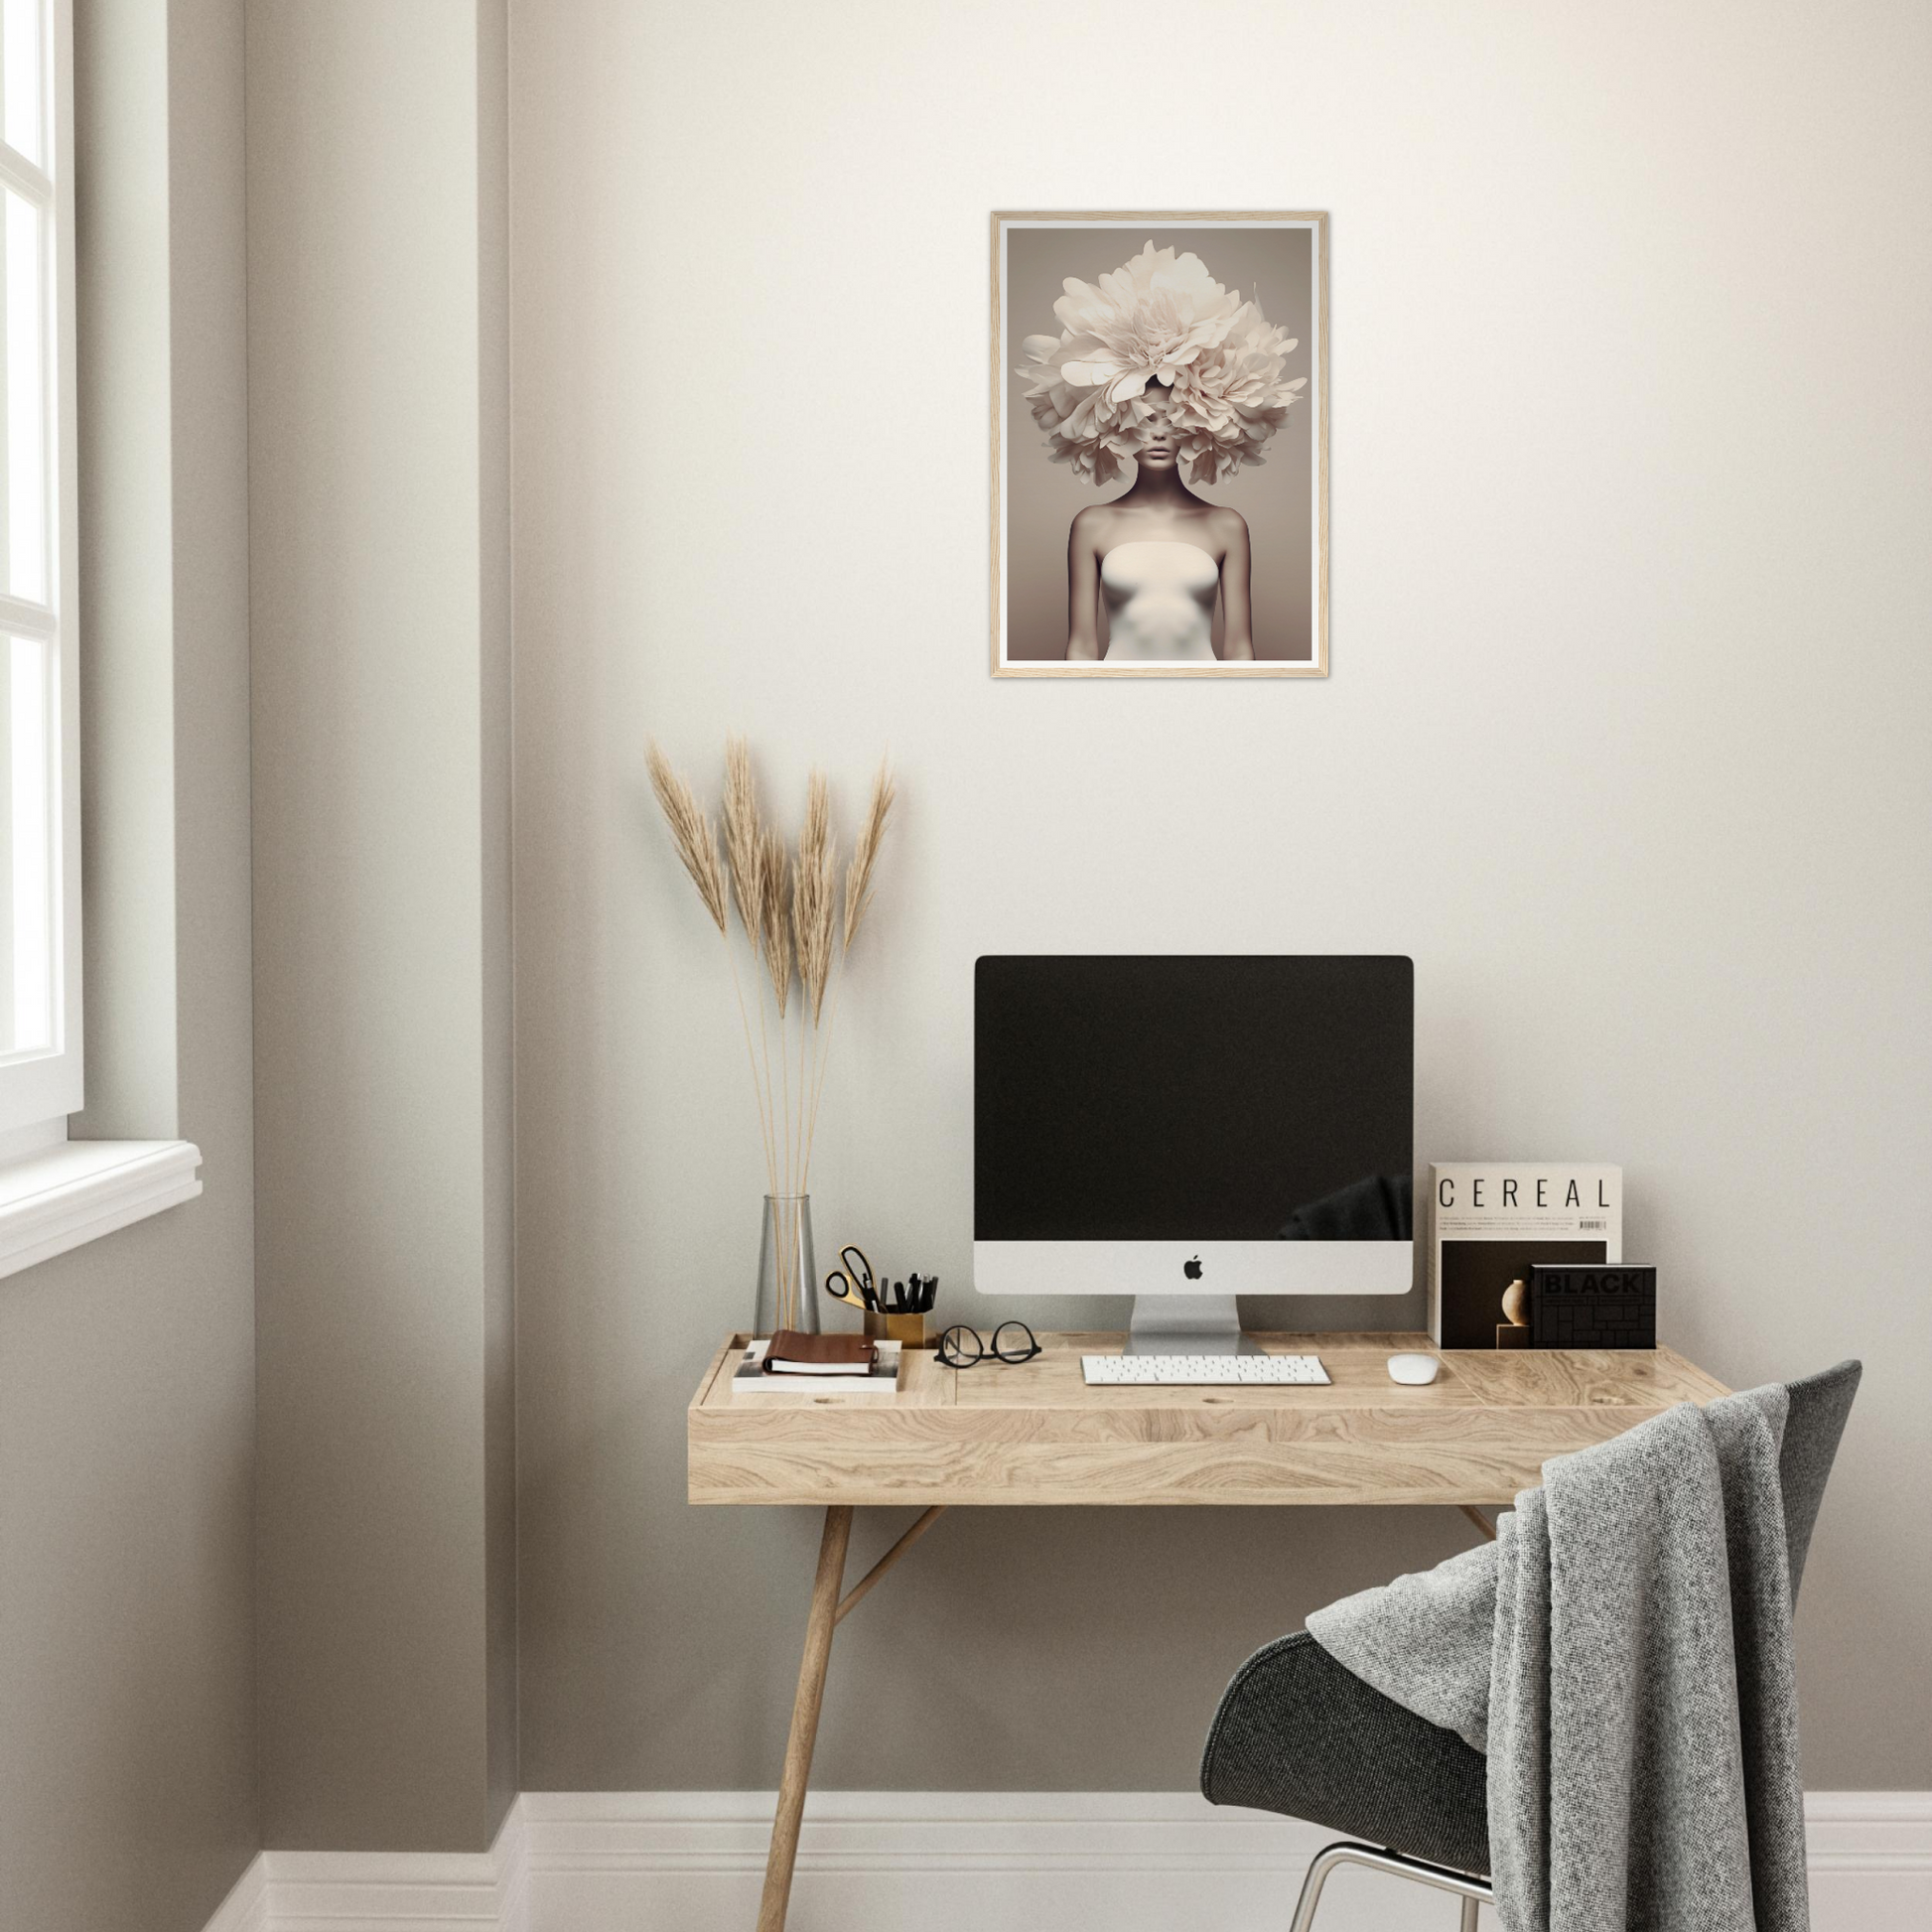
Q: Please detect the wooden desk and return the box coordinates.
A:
[688,1330,1728,1931]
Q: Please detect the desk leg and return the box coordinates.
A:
[757,1504,853,1932]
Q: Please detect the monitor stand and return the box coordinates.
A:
[1124,1294,1258,1357]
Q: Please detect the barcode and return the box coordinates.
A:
[1580,1218,1607,1230]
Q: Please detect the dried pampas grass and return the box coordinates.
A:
[722,736,763,940]
[644,737,897,1243]
[844,759,896,949]
[793,773,836,1025]
[645,741,727,935]
[759,827,793,1018]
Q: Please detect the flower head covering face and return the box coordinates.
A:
[1017,241,1309,487]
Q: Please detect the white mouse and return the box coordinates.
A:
[1387,1352,1442,1386]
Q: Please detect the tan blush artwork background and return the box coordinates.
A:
[1002,224,1315,664]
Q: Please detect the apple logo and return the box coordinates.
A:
[1183,1255,1203,1280]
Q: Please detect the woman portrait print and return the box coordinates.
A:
[995,218,1325,676]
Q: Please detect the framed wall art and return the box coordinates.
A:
[991,210,1328,678]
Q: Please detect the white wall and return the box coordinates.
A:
[510,0,1932,1793]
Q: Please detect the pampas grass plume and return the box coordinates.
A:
[843,759,896,950]
[793,771,836,1024]
[759,826,793,1017]
[722,735,767,942]
[645,740,728,935]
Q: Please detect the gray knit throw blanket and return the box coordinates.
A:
[1307,1388,1809,1932]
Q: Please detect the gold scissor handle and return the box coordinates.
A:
[824,1243,876,1309]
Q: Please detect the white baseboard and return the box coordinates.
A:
[201,1789,1932,1932]
[202,1809,527,1932]
[202,1852,268,1932]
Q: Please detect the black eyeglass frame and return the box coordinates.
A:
[936,1320,1041,1368]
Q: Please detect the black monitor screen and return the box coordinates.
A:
[974,955,1414,1241]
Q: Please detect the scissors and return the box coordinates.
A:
[824,1244,879,1312]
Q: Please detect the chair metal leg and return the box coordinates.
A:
[1288,1841,1493,1932]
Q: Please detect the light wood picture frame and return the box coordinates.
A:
[991,210,1328,678]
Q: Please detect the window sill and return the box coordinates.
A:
[0,1139,204,1282]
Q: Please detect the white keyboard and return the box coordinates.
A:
[1081,1352,1329,1387]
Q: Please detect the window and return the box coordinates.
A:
[0,0,76,1143]
[0,0,200,1272]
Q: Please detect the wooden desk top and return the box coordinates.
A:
[687,1332,1729,1509]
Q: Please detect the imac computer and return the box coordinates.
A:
[973,955,1414,1354]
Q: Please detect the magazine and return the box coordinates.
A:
[1428,1164,1621,1349]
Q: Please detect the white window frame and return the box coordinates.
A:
[0,0,79,1140]
[0,0,200,1278]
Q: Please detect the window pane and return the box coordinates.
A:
[0,633,53,1055]
[1,0,41,167]
[2,188,44,604]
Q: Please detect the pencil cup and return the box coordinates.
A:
[866,1310,926,1348]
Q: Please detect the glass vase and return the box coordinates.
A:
[754,1193,818,1338]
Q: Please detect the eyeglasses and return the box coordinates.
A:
[936,1320,1040,1368]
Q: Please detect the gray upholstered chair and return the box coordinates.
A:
[1200,1361,1862,1930]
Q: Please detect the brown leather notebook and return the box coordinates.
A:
[763,1329,878,1375]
